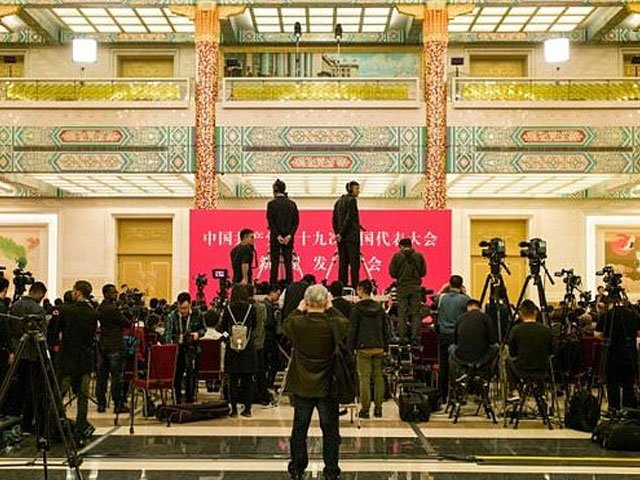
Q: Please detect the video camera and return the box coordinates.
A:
[519,238,548,262]
[195,274,208,290]
[479,237,507,265]
[118,288,147,321]
[554,268,582,290]
[596,265,624,298]
[12,261,35,301]
[212,268,231,311]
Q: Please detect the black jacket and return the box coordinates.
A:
[58,300,99,377]
[218,302,258,375]
[98,299,129,354]
[10,296,46,360]
[0,299,9,349]
[267,195,300,244]
[282,281,312,321]
[332,194,360,243]
[348,299,390,351]
[332,297,353,319]
[389,249,427,292]
[284,307,349,398]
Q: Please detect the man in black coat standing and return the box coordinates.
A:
[332,180,362,288]
[267,179,300,287]
[58,280,99,440]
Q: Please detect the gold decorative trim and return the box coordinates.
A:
[169,5,195,20]
[0,5,20,18]
[627,3,640,13]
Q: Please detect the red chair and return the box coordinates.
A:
[129,344,178,434]
[196,339,222,400]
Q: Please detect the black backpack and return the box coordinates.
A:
[565,390,600,432]
[592,410,640,451]
[327,318,357,405]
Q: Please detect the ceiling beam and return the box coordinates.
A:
[19,7,60,43]
[585,5,628,40]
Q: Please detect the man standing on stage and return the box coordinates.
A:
[389,238,427,345]
[332,181,362,288]
[231,229,256,285]
[267,179,299,287]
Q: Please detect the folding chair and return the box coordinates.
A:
[129,344,178,434]
[196,339,222,400]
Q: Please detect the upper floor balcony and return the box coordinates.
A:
[0,77,191,109]
[452,77,640,109]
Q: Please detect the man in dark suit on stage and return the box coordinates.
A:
[267,179,300,287]
[332,181,362,288]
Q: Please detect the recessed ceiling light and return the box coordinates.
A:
[90,17,116,25]
[121,25,147,33]
[365,8,390,16]
[280,8,304,16]
[148,25,173,33]
[550,24,576,32]
[538,7,565,15]
[252,8,277,16]
[503,16,530,24]
[70,25,96,33]
[448,24,470,32]
[361,24,385,32]
[471,24,496,32]
[557,15,585,23]
[451,16,474,24]
[257,25,281,33]
[476,16,502,24]
[310,17,334,25]
[497,24,523,32]
[566,7,593,15]
[363,16,389,24]
[255,17,280,25]
[143,17,168,25]
[336,16,361,24]
[96,25,120,33]
[337,8,362,16]
[309,24,333,32]
[309,8,333,16]
[169,16,192,25]
[174,25,194,33]
[62,17,89,25]
[524,24,549,31]
[108,8,135,16]
[482,7,508,15]
[137,8,164,16]
[530,16,557,24]
[53,8,81,16]
[116,17,142,25]
[510,7,536,15]
[80,8,108,16]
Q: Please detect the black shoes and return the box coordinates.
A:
[358,410,370,419]
[97,405,106,413]
[374,408,382,418]
[114,406,130,414]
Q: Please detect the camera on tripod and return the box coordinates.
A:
[479,238,507,264]
[13,260,34,300]
[554,268,582,289]
[519,238,547,263]
[212,268,231,310]
[118,288,147,321]
[596,265,624,297]
[195,273,208,290]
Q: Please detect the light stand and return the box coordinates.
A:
[334,24,343,77]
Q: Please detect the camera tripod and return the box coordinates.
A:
[479,260,513,344]
[514,259,554,326]
[0,314,83,480]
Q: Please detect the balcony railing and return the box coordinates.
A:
[222,77,420,107]
[0,78,191,107]
[452,77,640,107]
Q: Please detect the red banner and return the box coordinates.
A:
[190,209,451,299]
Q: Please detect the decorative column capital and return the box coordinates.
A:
[195,3,220,43]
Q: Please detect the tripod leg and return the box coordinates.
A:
[514,276,532,313]
[0,334,29,411]
[479,274,492,306]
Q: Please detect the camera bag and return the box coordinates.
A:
[399,381,439,412]
[565,389,600,432]
[398,390,430,423]
[592,413,640,451]
[156,401,230,424]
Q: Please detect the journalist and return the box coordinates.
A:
[595,299,640,412]
[262,285,281,390]
[332,181,362,288]
[248,284,271,405]
[217,285,257,417]
[449,299,499,380]
[231,229,256,285]
[389,238,427,345]
[96,284,130,414]
[58,281,99,440]
[165,292,206,404]
[9,281,47,433]
[281,274,316,320]
[267,179,300,286]
[433,275,470,404]
[349,280,390,419]
[284,284,349,480]
[329,281,353,319]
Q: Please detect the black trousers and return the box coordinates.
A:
[437,333,455,403]
[228,373,254,412]
[15,359,46,434]
[606,363,638,411]
[270,242,294,286]
[289,395,341,478]
[255,348,271,404]
[338,241,360,288]
[174,346,198,403]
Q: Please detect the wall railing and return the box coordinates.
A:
[0,78,191,106]
[452,77,640,106]
[222,77,420,106]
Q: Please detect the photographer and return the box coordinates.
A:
[164,292,206,404]
[389,238,427,345]
[96,284,130,414]
[58,281,99,440]
[9,281,47,433]
[231,229,256,285]
[595,298,640,413]
[283,284,349,480]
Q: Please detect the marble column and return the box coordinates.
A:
[422,3,448,210]
[195,3,219,210]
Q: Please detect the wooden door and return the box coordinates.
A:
[117,218,172,300]
[470,219,528,303]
